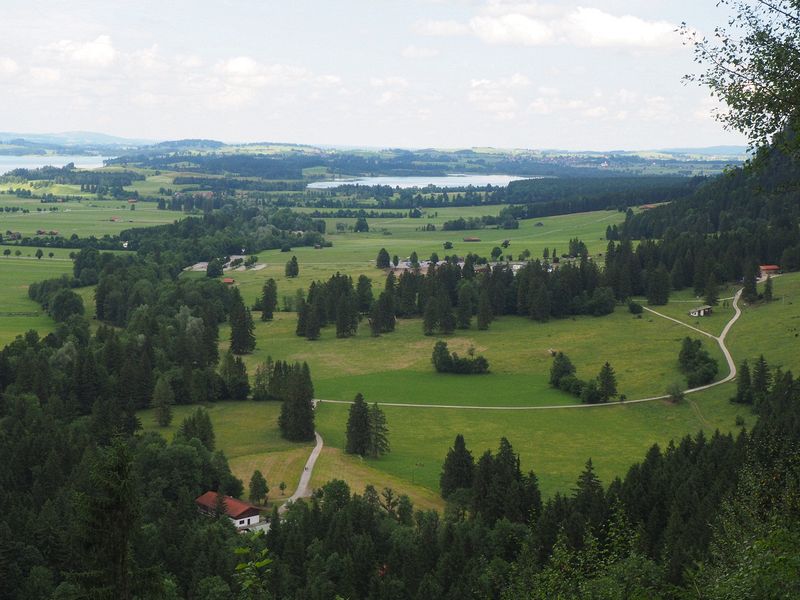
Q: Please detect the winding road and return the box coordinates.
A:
[281,290,743,508]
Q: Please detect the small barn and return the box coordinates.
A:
[195,492,260,529]
[463,237,481,242]
[689,305,713,317]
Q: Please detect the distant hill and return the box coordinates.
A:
[0,131,156,147]
[659,145,749,157]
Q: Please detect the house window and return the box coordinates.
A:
[239,520,244,525]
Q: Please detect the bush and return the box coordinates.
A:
[432,341,489,374]
[628,301,643,314]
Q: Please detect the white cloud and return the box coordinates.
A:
[416,3,680,49]
[563,8,679,48]
[48,35,117,67]
[0,57,19,76]
[413,19,470,36]
[370,76,409,88]
[402,45,440,59]
[469,13,554,46]
[29,67,61,84]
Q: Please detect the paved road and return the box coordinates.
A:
[316,289,744,411]
[278,431,324,515]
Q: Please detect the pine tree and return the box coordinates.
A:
[734,359,753,404]
[477,288,492,330]
[646,264,671,305]
[742,261,758,303]
[220,350,250,400]
[176,407,216,450]
[704,273,719,306]
[422,296,439,335]
[279,363,315,441]
[456,284,473,329]
[530,282,550,322]
[581,379,602,404]
[151,375,174,427]
[249,470,268,505]
[229,288,256,354]
[439,292,456,334]
[549,352,576,387]
[356,275,373,312]
[260,278,278,321]
[252,360,271,402]
[597,362,617,402]
[752,354,770,400]
[440,434,475,498]
[295,298,308,337]
[431,340,453,373]
[367,403,390,458]
[764,275,773,302]
[285,256,299,277]
[305,298,321,341]
[376,248,391,269]
[335,293,358,338]
[345,393,371,456]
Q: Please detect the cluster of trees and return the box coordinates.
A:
[295,273,363,340]
[251,359,307,403]
[431,340,489,374]
[345,393,390,458]
[732,354,771,406]
[441,214,518,231]
[678,337,719,387]
[277,363,315,442]
[549,352,619,403]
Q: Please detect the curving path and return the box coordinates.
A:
[316,289,744,412]
[278,429,324,515]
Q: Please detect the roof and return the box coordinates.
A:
[195,491,259,519]
[691,305,713,311]
[759,265,780,270]
[222,277,235,283]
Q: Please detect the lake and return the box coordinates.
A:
[307,174,527,189]
[0,155,111,175]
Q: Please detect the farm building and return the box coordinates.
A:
[222,277,235,284]
[689,305,713,317]
[759,265,780,278]
[195,492,260,529]
[463,237,481,242]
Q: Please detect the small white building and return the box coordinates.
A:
[689,305,713,317]
[195,491,260,529]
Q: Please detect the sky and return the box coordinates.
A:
[0,0,749,150]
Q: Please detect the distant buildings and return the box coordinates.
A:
[689,305,713,317]
[759,265,780,279]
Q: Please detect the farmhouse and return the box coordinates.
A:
[195,491,260,529]
[760,264,780,278]
[689,305,713,317]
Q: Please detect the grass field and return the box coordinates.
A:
[0,197,182,239]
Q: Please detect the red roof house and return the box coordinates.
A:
[760,265,780,273]
[195,491,260,529]
[222,277,235,284]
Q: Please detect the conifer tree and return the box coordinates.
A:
[376,248,391,269]
[439,291,456,334]
[278,363,315,441]
[152,374,174,427]
[249,470,268,505]
[752,355,770,400]
[549,352,576,387]
[220,350,250,400]
[530,282,550,322]
[295,298,309,337]
[229,288,256,354]
[764,275,773,302]
[260,278,278,321]
[305,298,321,341]
[742,261,758,303]
[440,434,475,498]
[176,407,216,451]
[477,288,492,330]
[704,273,719,306]
[734,359,753,404]
[252,360,271,402]
[285,256,299,277]
[646,265,671,305]
[456,284,473,329]
[367,403,390,458]
[335,293,358,338]
[356,275,373,312]
[422,296,439,336]
[597,362,618,402]
[345,393,371,456]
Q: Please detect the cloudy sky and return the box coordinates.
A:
[0,0,747,150]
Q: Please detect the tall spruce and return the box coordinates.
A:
[742,261,758,303]
[345,393,371,456]
[367,403,390,458]
[456,283,474,329]
[440,434,475,498]
[278,362,315,441]
[597,362,618,402]
[229,288,256,354]
[376,248,391,269]
[285,255,299,277]
[646,264,671,305]
[356,275,373,312]
[477,287,492,330]
[764,275,773,302]
[734,359,753,404]
[260,278,278,321]
[220,349,250,400]
[704,273,719,306]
